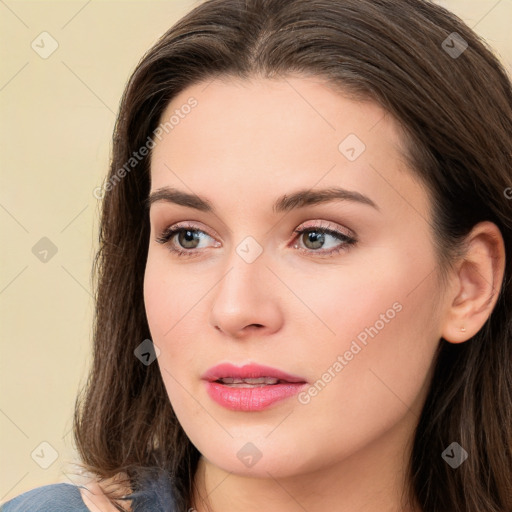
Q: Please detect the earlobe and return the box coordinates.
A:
[441,221,505,344]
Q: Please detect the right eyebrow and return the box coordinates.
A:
[145,187,213,212]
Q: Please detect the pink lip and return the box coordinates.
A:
[201,363,308,412]
[201,363,307,383]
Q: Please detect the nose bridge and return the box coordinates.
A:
[209,233,282,336]
[217,233,267,302]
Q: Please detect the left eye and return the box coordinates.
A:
[292,227,357,256]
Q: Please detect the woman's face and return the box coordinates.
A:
[144,76,446,479]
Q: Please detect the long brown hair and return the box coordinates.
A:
[72,1,512,510]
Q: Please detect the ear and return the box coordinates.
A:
[441,221,506,344]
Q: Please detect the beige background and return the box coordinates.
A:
[1,0,511,504]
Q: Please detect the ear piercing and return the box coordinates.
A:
[460,327,466,332]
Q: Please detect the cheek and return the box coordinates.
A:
[295,252,440,445]
[143,252,201,343]
[144,264,170,343]
[144,256,186,382]
[143,253,210,388]
[143,261,196,412]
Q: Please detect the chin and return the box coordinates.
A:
[191,431,323,479]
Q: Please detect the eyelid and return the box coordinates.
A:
[157,221,218,240]
[155,221,219,248]
[156,219,357,257]
[157,219,354,241]
[291,222,357,258]
[295,220,355,239]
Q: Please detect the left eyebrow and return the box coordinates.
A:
[273,186,379,213]
[145,186,380,213]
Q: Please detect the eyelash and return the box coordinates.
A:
[155,222,357,259]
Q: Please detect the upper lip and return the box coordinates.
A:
[201,363,307,383]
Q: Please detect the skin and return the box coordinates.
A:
[140,76,505,512]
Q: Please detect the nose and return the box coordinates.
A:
[209,249,283,339]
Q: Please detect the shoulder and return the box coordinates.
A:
[0,483,90,512]
[0,471,179,512]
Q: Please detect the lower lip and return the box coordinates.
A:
[204,381,307,411]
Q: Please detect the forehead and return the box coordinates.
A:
[151,75,397,164]
[149,76,431,223]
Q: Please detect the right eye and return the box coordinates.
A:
[156,223,220,257]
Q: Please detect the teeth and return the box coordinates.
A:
[218,377,280,385]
